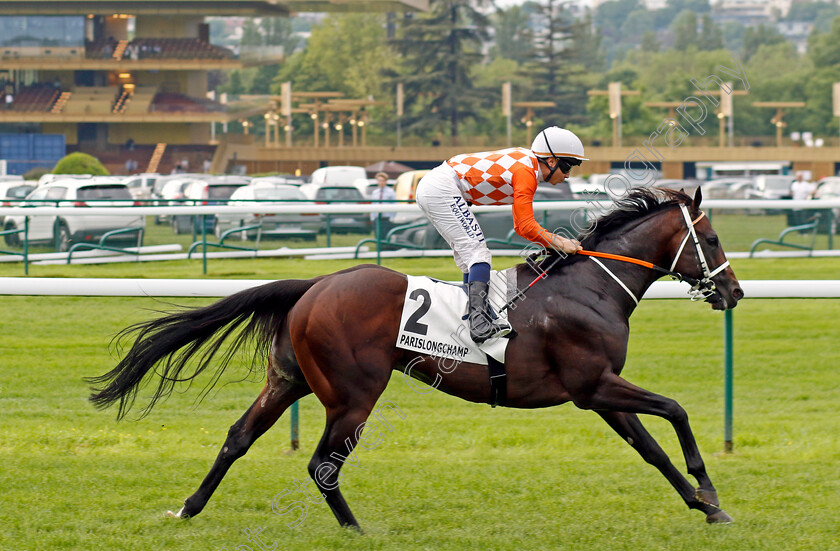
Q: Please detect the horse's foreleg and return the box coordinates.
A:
[581,373,730,523]
[596,410,731,523]
[167,379,310,519]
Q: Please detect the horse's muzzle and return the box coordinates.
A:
[706,285,743,310]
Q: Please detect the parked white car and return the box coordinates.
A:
[215,182,320,240]
[3,177,144,251]
[171,176,251,234]
[0,180,37,226]
[122,173,159,201]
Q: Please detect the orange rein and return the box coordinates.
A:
[577,250,656,270]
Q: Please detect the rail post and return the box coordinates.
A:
[290,400,299,450]
[724,309,734,453]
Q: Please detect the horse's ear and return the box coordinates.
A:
[693,186,703,208]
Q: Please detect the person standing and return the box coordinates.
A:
[790,172,817,225]
[790,172,816,201]
[369,171,397,237]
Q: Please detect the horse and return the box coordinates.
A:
[87,187,743,529]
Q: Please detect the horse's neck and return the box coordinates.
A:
[588,210,683,311]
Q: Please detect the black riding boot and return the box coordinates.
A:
[467,281,512,343]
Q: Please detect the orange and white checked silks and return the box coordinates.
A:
[416,149,555,273]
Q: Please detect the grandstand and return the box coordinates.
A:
[0,0,427,174]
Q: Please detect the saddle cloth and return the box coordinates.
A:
[396,268,517,365]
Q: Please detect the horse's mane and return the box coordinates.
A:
[579,187,691,249]
[529,186,692,270]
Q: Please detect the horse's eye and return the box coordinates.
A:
[707,236,719,247]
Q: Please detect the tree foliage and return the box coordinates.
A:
[53,153,109,176]
[389,0,491,139]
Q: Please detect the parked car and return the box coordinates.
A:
[0,181,36,225]
[310,165,366,187]
[314,185,371,234]
[701,178,754,200]
[152,176,204,225]
[122,173,158,201]
[749,175,794,200]
[392,184,577,249]
[215,182,319,240]
[394,170,430,201]
[810,177,840,234]
[171,176,251,234]
[3,177,144,251]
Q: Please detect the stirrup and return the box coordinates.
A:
[470,316,512,343]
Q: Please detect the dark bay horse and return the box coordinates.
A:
[88,187,743,529]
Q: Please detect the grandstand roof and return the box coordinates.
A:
[0,0,428,16]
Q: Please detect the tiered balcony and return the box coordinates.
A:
[1,37,248,70]
[123,38,235,61]
[150,92,226,114]
[6,85,60,112]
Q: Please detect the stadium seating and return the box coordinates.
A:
[122,38,234,61]
[6,84,60,112]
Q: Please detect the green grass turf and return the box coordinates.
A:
[1,252,839,550]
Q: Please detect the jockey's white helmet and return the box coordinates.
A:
[531,126,588,161]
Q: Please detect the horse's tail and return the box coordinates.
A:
[87,278,317,420]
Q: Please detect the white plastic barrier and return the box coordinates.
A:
[2,277,839,298]
[1,198,839,218]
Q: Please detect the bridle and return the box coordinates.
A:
[669,203,730,300]
[580,203,730,305]
[505,203,730,311]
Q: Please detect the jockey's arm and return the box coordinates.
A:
[511,173,581,255]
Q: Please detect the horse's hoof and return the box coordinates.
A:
[165,507,187,519]
[696,488,719,507]
[706,509,733,524]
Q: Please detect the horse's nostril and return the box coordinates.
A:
[732,287,744,300]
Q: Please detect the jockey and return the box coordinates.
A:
[415,126,587,343]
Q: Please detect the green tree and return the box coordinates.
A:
[808,16,840,67]
[671,10,699,51]
[571,12,606,73]
[241,19,262,47]
[620,9,656,38]
[261,17,301,53]
[391,0,491,139]
[490,5,534,63]
[53,153,109,176]
[274,14,398,100]
[699,14,723,50]
[641,30,660,52]
[742,24,785,61]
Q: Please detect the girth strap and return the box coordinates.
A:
[487,355,507,408]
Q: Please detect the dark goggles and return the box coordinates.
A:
[555,157,582,174]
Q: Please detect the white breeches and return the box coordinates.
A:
[415,163,493,274]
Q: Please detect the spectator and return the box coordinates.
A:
[5,91,13,110]
[790,172,816,201]
[790,172,817,225]
[368,171,397,236]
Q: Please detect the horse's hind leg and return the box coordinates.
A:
[597,411,732,524]
[168,377,311,519]
[307,402,384,531]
